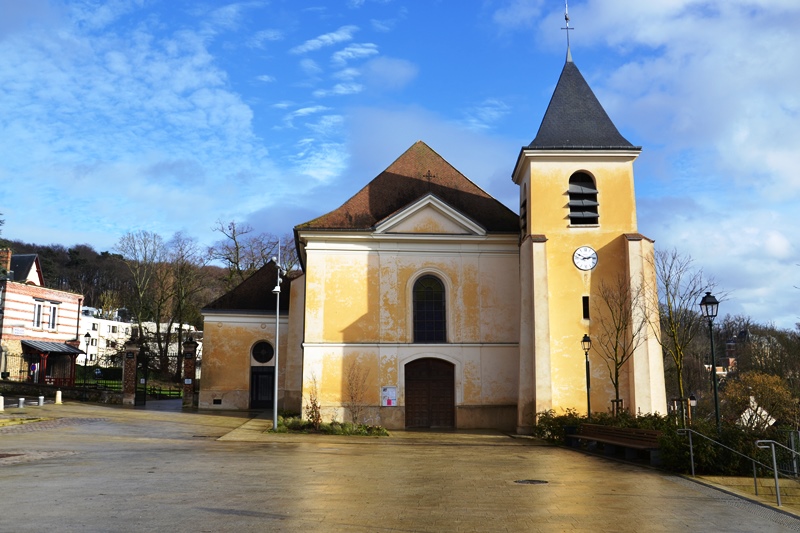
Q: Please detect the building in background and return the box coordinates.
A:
[0,249,84,386]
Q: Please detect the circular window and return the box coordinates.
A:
[251,341,274,364]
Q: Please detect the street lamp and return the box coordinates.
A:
[699,291,720,434]
[271,255,286,432]
[83,331,91,401]
[582,334,592,421]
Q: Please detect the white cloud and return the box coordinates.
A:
[331,43,378,66]
[282,105,331,127]
[313,83,363,98]
[257,74,276,82]
[492,0,545,30]
[333,67,361,80]
[299,58,322,76]
[290,25,358,54]
[460,98,511,131]
[248,28,283,48]
[362,56,417,90]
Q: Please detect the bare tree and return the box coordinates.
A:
[343,359,370,424]
[593,275,649,410]
[116,230,209,378]
[207,220,278,289]
[651,248,719,399]
[168,232,210,381]
[115,230,167,341]
[208,220,300,291]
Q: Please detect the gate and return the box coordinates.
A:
[134,353,149,406]
[250,366,275,409]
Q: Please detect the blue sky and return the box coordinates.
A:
[1,0,799,328]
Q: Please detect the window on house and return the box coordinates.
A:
[33,302,43,328]
[582,296,590,320]
[520,198,527,235]
[91,338,97,346]
[568,172,599,225]
[413,275,446,343]
[48,305,58,329]
[111,326,118,333]
[91,323,98,331]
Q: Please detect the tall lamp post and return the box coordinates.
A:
[699,291,720,434]
[83,332,91,400]
[271,253,285,432]
[582,334,592,421]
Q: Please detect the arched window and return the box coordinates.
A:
[413,275,446,343]
[568,172,598,225]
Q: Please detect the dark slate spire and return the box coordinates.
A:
[528,59,639,150]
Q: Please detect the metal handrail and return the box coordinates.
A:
[678,429,800,507]
[678,428,773,502]
[755,439,800,507]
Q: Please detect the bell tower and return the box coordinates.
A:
[513,50,666,433]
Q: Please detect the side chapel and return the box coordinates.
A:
[200,52,667,432]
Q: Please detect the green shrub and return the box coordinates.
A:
[533,408,796,475]
[274,416,388,436]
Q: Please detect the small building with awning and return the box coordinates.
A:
[19,340,84,387]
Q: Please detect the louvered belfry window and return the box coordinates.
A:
[568,172,599,225]
[413,275,446,343]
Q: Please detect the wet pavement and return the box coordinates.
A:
[1,400,799,532]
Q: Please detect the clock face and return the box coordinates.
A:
[573,246,598,271]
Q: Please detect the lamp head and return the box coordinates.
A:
[581,334,591,352]
[699,291,719,320]
[272,285,281,294]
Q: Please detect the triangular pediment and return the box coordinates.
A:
[374,194,486,235]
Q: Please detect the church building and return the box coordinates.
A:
[200,53,667,432]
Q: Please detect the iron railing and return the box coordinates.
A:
[678,428,800,507]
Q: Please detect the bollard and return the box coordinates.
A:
[38,396,44,406]
[18,398,24,409]
[55,390,62,405]
[0,394,4,412]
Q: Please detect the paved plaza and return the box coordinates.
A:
[1,400,799,532]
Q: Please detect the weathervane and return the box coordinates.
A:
[561,0,573,54]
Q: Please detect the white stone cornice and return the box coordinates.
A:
[374,193,486,236]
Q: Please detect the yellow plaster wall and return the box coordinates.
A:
[198,315,289,410]
[304,244,519,345]
[516,151,664,418]
[300,235,521,429]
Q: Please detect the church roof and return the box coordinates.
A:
[295,141,519,233]
[202,261,298,314]
[528,59,639,150]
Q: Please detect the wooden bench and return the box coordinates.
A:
[567,423,662,466]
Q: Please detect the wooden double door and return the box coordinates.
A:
[405,358,455,428]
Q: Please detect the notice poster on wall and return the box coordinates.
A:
[381,386,397,407]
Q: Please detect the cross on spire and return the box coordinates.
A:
[561,0,573,61]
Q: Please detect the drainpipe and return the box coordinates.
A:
[76,297,83,341]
